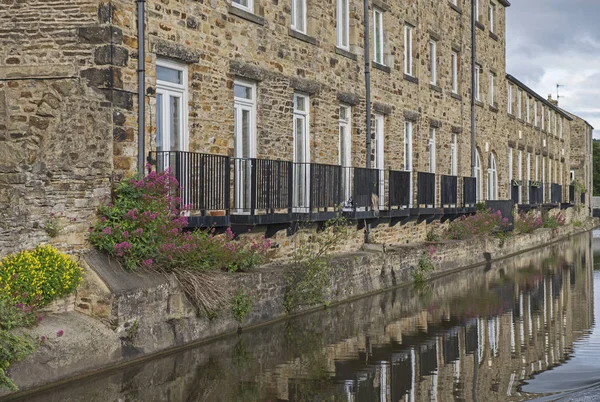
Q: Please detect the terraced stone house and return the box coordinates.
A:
[0,0,593,254]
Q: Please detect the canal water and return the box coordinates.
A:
[7,230,600,402]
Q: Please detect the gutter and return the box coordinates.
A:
[470,0,476,178]
[363,0,371,243]
[137,0,146,174]
[506,74,573,121]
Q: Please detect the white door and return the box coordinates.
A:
[293,93,310,211]
[374,114,385,208]
[233,80,257,212]
[339,105,352,203]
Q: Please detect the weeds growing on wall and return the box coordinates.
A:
[447,209,510,240]
[283,217,350,312]
[89,168,271,317]
[412,246,437,284]
[514,211,543,234]
[231,290,253,329]
[543,211,566,229]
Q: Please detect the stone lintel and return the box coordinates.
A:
[508,140,517,148]
[429,119,442,128]
[289,77,321,95]
[338,91,360,106]
[373,102,392,116]
[517,143,525,151]
[372,0,391,12]
[151,40,200,64]
[428,30,441,41]
[403,110,419,121]
[229,60,268,82]
[451,126,462,134]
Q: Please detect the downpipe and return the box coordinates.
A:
[363,0,372,243]
[137,0,146,175]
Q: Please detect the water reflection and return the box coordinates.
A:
[5,231,595,402]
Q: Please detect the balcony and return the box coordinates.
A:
[148,151,477,230]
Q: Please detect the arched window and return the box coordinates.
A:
[487,153,498,200]
[475,150,483,202]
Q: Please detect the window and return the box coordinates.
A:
[547,108,551,133]
[233,79,257,210]
[517,89,522,119]
[475,64,481,101]
[429,128,436,173]
[429,39,437,85]
[526,153,531,200]
[534,100,538,126]
[451,134,457,176]
[475,0,480,22]
[535,155,539,180]
[489,2,495,33]
[518,150,523,203]
[508,147,513,181]
[156,60,188,154]
[339,105,351,200]
[404,121,413,206]
[554,113,558,136]
[526,96,531,123]
[293,93,310,209]
[373,8,384,65]
[507,83,512,114]
[487,153,497,200]
[475,150,483,202]
[232,0,253,13]
[336,0,349,50]
[404,24,414,76]
[560,117,563,139]
[291,0,306,33]
[451,52,458,94]
[374,114,385,206]
[489,72,495,106]
[541,105,545,130]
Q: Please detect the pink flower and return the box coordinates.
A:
[102,226,112,235]
[56,330,64,337]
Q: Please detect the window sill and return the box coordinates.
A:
[560,138,565,142]
[475,21,485,31]
[475,100,484,107]
[372,61,391,73]
[335,47,357,61]
[517,118,525,124]
[526,122,532,127]
[489,31,499,41]
[508,113,515,119]
[228,5,265,25]
[404,74,418,84]
[288,29,317,45]
[451,92,461,100]
[429,84,442,93]
[449,2,461,13]
[489,104,498,113]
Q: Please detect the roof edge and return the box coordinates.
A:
[498,0,511,7]
[506,74,573,121]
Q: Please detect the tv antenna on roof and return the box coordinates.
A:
[557,84,563,104]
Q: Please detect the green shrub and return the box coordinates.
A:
[514,212,543,234]
[543,211,566,229]
[231,291,253,326]
[447,209,510,240]
[412,247,437,284]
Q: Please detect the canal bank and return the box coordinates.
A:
[1,210,597,398]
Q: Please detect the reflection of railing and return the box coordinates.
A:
[389,170,411,208]
[463,177,476,207]
[551,184,562,204]
[150,151,230,214]
[441,175,458,207]
[417,172,435,207]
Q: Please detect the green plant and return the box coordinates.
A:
[0,245,83,307]
[425,228,441,242]
[494,230,511,248]
[574,220,583,227]
[43,213,68,238]
[283,217,349,312]
[543,211,566,229]
[514,211,543,234]
[231,291,253,326]
[447,209,510,240]
[476,202,487,212]
[412,247,437,284]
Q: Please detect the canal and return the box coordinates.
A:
[5,230,600,402]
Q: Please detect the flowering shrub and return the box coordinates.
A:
[447,209,510,240]
[412,246,438,284]
[514,212,543,234]
[89,168,270,272]
[543,211,566,229]
[0,245,83,307]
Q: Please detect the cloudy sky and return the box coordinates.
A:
[506,0,600,138]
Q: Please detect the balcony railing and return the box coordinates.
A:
[569,185,575,203]
[529,183,543,205]
[148,151,479,227]
[551,184,562,204]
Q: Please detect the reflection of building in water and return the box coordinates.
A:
[259,238,593,402]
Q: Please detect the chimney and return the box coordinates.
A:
[548,94,558,106]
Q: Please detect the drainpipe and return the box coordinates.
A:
[363,0,372,243]
[137,0,146,175]
[470,0,476,179]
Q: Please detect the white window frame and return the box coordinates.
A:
[489,2,495,33]
[475,150,483,202]
[535,155,539,181]
[534,101,538,126]
[526,96,531,123]
[489,72,495,106]
[429,127,436,173]
[429,39,437,85]
[451,134,457,176]
[487,153,498,200]
[233,79,257,158]
[336,0,349,50]
[526,153,531,201]
[541,105,545,130]
[291,0,307,33]
[507,83,512,114]
[451,52,458,94]
[374,114,385,207]
[560,117,563,139]
[554,113,558,136]
[517,89,522,119]
[373,8,384,65]
[404,121,413,206]
[475,0,480,22]
[518,150,523,203]
[508,147,513,181]
[475,64,481,101]
[293,92,310,210]
[232,0,253,13]
[339,105,352,201]
[155,59,189,153]
[404,24,414,76]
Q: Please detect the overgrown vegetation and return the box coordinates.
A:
[231,291,253,328]
[543,211,566,229]
[0,246,83,390]
[283,217,350,312]
[446,209,510,240]
[514,211,543,234]
[425,228,441,242]
[89,168,270,317]
[412,247,437,284]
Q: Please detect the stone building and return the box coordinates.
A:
[0,0,593,255]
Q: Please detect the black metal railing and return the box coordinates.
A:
[353,167,379,209]
[511,185,519,205]
[151,151,230,213]
[389,170,411,208]
[569,185,575,203]
[441,175,458,207]
[551,184,562,204]
[529,183,543,205]
[463,177,476,207]
[417,172,436,207]
[308,163,342,211]
[581,192,586,204]
[249,158,293,214]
